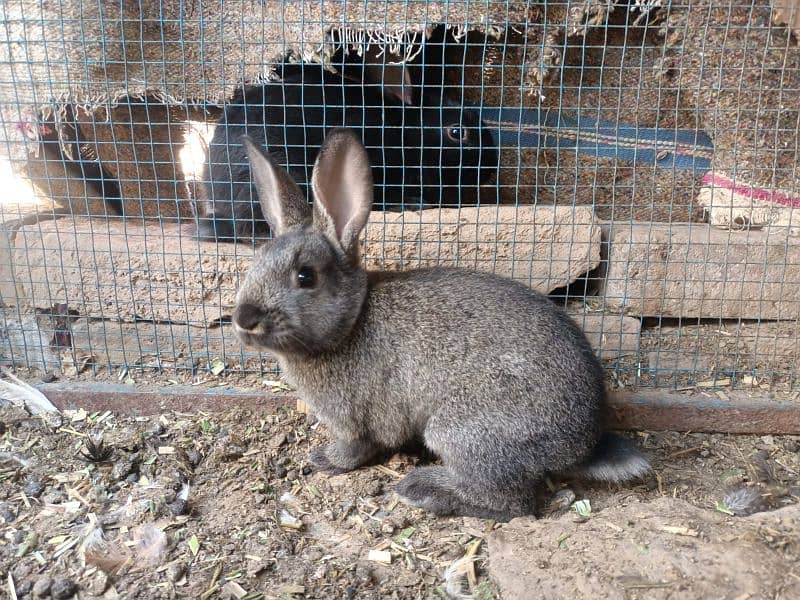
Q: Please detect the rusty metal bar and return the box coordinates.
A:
[606,391,800,434]
[36,383,800,434]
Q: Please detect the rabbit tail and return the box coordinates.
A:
[572,432,651,483]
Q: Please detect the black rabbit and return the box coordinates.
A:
[196,58,498,243]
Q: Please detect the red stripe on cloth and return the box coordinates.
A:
[701,172,800,209]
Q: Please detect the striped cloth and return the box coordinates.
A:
[480,106,714,173]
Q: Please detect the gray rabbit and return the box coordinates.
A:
[232,128,650,520]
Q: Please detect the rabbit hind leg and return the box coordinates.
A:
[396,465,535,521]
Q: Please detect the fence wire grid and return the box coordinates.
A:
[0,0,798,392]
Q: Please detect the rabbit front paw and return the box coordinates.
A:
[308,438,380,474]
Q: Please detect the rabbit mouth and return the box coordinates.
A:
[232,320,307,354]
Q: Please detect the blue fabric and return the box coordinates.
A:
[479,106,714,173]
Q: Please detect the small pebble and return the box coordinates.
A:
[306,548,323,562]
[215,436,246,461]
[89,571,109,596]
[170,498,190,516]
[187,450,202,466]
[112,459,136,481]
[40,372,57,384]
[39,438,57,451]
[700,449,710,457]
[285,469,298,481]
[550,488,577,512]
[125,473,139,484]
[362,479,383,497]
[23,480,46,498]
[0,502,17,523]
[354,561,373,584]
[32,576,52,598]
[380,521,395,535]
[42,491,64,504]
[301,465,312,476]
[51,577,77,599]
[166,561,186,582]
[268,431,287,448]
[274,464,288,479]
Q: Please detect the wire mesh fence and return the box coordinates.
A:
[0,0,798,392]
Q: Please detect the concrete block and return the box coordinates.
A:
[363,206,601,291]
[0,308,60,372]
[600,223,800,319]
[566,304,640,360]
[13,207,601,325]
[68,319,240,370]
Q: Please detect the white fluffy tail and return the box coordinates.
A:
[573,432,652,483]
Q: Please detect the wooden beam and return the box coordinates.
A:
[607,391,800,434]
[36,383,800,434]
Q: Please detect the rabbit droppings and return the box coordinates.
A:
[232,129,650,521]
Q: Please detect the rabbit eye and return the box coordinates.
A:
[296,266,316,288]
[446,126,469,143]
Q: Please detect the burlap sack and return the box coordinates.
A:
[0,1,531,164]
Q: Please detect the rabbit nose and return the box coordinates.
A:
[233,303,267,333]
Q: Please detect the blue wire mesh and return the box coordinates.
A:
[0,0,798,391]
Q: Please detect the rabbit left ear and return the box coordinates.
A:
[242,136,311,236]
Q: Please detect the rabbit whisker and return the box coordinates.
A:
[283,330,313,353]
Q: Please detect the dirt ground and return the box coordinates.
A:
[0,396,798,600]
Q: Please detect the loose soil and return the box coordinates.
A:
[1,398,798,599]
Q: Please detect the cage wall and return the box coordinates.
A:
[0,0,798,392]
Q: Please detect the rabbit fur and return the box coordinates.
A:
[232,128,650,520]
[196,57,497,244]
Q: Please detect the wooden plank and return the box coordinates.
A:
[607,391,800,434]
[13,208,600,325]
[599,222,800,320]
[36,383,800,434]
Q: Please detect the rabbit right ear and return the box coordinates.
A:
[310,129,373,256]
[242,136,310,235]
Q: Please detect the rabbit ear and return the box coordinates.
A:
[310,129,373,255]
[362,46,414,106]
[242,136,310,235]
[381,61,414,106]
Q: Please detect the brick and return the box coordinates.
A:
[599,224,800,320]
[566,304,640,360]
[13,207,600,324]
